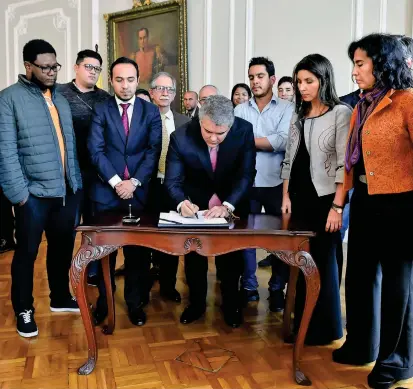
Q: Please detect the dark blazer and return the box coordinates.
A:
[88,96,162,209]
[165,117,256,216]
[173,110,191,129]
[186,106,199,120]
[340,89,361,108]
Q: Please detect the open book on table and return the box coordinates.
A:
[158,211,230,228]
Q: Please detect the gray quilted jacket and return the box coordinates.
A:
[0,75,82,204]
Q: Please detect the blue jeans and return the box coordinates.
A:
[242,185,283,291]
[242,248,259,290]
[340,189,353,241]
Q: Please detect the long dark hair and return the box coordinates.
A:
[231,83,252,107]
[348,33,413,90]
[293,54,341,117]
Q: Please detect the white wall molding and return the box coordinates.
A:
[13,9,72,81]
[77,0,81,52]
[5,0,47,86]
[68,0,79,8]
[379,0,387,33]
[92,0,99,48]
[349,0,364,91]
[203,0,212,85]
[228,0,235,96]
[6,0,47,20]
[244,0,254,84]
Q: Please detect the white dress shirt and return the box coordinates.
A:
[108,95,136,188]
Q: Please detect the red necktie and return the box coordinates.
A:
[209,147,222,209]
[120,103,131,179]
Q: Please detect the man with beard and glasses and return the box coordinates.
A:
[88,57,162,327]
[235,57,294,311]
[0,39,83,338]
[58,49,110,286]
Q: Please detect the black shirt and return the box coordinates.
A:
[57,81,110,171]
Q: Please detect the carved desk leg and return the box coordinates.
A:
[101,255,115,335]
[273,250,320,386]
[283,266,299,342]
[70,234,119,375]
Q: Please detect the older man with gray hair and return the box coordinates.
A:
[165,95,256,328]
[198,84,219,106]
[146,71,190,302]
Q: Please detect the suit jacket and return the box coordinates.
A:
[340,89,361,109]
[165,117,256,216]
[344,89,413,195]
[88,96,162,209]
[187,106,199,120]
[172,110,191,130]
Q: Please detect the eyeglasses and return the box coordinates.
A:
[199,97,209,105]
[151,86,176,94]
[30,62,62,74]
[81,64,102,73]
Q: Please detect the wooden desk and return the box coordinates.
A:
[70,213,319,385]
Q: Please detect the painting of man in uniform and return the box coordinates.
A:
[116,11,179,107]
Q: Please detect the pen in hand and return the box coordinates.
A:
[187,197,199,219]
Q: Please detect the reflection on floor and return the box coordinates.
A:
[0,240,410,388]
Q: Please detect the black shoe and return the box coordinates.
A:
[222,307,243,328]
[50,296,80,313]
[149,265,160,280]
[128,306,146,326]
[16,309,38,338]
[0,240,16,254]
[268,289,285,312]
[160,288,181,303]
[332,343,375,365]
[241,289,259,306]
[180,305,205,324]
[141,294,150,307]
[114,264,125,277]
[258,255,273,267]
[367,372,396,389]
[93,296,108,326]
[87,274,99,287]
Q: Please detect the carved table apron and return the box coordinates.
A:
[70,213,319,386]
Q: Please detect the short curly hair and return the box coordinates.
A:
[348,33,413,90]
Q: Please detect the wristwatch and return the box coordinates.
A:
[331,202,343,214]
[130,178,141,187]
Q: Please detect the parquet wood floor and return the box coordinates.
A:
[0,236,411,389]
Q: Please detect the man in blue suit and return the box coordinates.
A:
[88,57,162,326]
[165,95,256,328]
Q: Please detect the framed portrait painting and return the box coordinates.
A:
[105,0,188,112]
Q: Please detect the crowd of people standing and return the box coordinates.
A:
[0,32,413,389]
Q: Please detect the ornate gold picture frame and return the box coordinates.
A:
[105,0,188,112]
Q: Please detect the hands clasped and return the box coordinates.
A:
[115,180,136,200]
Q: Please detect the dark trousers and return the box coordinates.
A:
[290,192,343,345]
[80,170,99,277]
[0,189,15,248]
[344,182,413,381]
[147,178,179,292]
[80,169,94,225]
[250,185,283,216]
[185,251,243,309]
[11,190,82,314]
[94,200,151,310]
